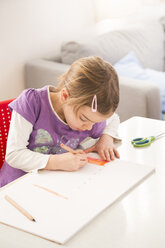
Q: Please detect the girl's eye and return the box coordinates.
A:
[80,117,86,122]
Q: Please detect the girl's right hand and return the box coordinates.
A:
[45,152,88,172]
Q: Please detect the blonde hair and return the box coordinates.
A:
[57,56,119,115]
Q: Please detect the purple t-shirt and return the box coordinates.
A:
[0,86,106,187]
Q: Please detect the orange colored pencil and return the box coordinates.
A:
[60,143,77,154]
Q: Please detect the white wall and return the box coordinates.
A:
[0,0,95,100]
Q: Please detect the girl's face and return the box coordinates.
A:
[63,104,112,131]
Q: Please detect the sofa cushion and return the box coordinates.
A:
[114,52,165,113]
[61,20,165,71]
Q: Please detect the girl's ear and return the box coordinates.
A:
[60,87,70,102]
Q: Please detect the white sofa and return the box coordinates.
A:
[25,19,165,122]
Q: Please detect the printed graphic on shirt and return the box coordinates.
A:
[64,138,80,150]
[35,129,53,144]
[33,128,80,154]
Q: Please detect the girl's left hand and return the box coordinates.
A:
[84,134,120,161]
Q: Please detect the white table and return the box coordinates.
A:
[1,117,165,248]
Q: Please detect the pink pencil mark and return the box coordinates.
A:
[33,184,68,200]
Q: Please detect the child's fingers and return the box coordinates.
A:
[103,149,114,161]
[79,157,88,167]
[80,160,88,167]
[76,153,88,167]
[98,149,106,161]
[99,148,115,161]
[114,148,120,158]
[104,150,111,161]
[75,149,85,154]
[109,149,115,160]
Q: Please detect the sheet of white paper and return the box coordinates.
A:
[0,158,154,244]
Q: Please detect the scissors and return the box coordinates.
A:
[131,132,165,147]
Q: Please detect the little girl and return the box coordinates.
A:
[0,56,120,187]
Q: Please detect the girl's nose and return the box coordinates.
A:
[83,123,93,131]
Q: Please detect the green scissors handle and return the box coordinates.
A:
[131,136,155,147]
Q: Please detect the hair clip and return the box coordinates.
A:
[91,95,97,112]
